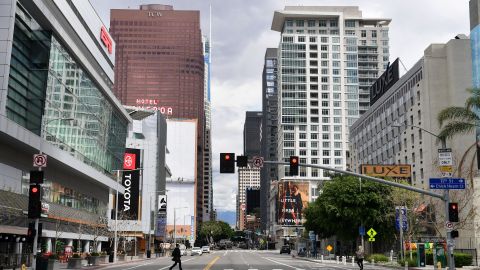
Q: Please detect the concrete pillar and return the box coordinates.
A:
[46,238,52,252]
[67,239,73,247]
[84,240,90,253]
[96,242,102,252]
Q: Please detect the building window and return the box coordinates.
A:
[296,20,304,27]
[371,30,377,38]
[361,30,367,38]
[308,20,316,27]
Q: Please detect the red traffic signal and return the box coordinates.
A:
[448,203,459,222]
[28,185,42,219]
[220,153,235,173]
[289,156,299,176]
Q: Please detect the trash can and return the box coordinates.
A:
[109,252,114,263]
[434,243,446,268]
[147,250,151,258]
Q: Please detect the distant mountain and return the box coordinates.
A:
[216,210,236,227]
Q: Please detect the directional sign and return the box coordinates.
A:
[359,226,365,236]
[429,178,465,190]
[395,207,408,231]
[252,156,264,168]
[438,149,453,166]
[326,245,333,252]
[33,154,47,168]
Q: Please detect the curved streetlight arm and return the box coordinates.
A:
[391,124,446,148]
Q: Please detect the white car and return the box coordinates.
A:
[191,247,203,256]
[201,246,210,253]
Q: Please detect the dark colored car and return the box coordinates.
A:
[280,245,291,254]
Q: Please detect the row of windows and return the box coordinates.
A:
[285,19,339,28]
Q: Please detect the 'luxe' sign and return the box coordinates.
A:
[369,58,400,106]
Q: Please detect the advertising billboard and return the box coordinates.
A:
[361,164,412,179]
[155,215,167,238]
[277,181,309,226]
[120,148,141,220]
[370,58,400,105]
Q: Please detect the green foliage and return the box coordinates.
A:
[72,253,81,259]
[304,175,395,240]
[48,254,59,260]
[454,253,473,267]
[90,252,99,257]
[366,254,389,263]
[198,221,234,243]
[398,258,416,267]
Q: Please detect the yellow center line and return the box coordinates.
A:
[203,256,220,270]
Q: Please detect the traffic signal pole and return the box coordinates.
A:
[264,159,455,269]
[32,168,42,270]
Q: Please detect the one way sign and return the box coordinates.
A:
[158,195,167,213]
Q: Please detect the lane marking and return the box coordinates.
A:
[158,257,196,270]
[262,257,305,270]
[203,256,220,270]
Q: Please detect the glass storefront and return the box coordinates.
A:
[6,3,128,177]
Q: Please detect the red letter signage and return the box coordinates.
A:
[100,26,113,54]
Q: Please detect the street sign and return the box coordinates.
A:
[359,226,365,236]
[33,154,47,168]
[447,239,456,248]
[367,228,377,242]
[438,149,453,166]
[326,245,333,252]
[429,178,465,190]
[445,221,453,232]
[395,206,408,231]
[439,166,453,173]
[309,231,315,241]
[252,156,264,168]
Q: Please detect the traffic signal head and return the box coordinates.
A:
[27,222,36,243]
[28,184,42,219]
[289,156,299,176]
[220,153,235,173]
[451,230,459,238]
[448,203,459,222]
[29,171,44,184]
[237,156,248,167]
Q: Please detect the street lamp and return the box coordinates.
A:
[111,168,143,263]
[392,124,454,269]
[173,207,188,245]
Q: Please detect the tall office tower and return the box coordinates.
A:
[260,48,279,232]
[202,36,213,221]
[271,6,391,183]
[237,112,262,230]
[110,4,207,224]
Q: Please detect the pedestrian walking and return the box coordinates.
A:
[355,246,364,270]
[169,244,182,270]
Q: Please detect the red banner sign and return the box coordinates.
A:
[100,26,113,54]
[123,153,136,170]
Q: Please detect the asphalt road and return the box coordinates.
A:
[99,250,394,270]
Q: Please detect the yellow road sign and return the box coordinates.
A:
[368,238,375,242]
[367,228,377,238]
[439,166,453,173]
[326,245,333,252]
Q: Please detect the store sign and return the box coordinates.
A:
[158,195,167,214]
[135,99,173,115]
[121,148,140,220]
[370,58,400,105]
[361,164,411,178]
[148,11,162,17]
[100,26,113,54]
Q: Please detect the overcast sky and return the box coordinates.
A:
[90,0,470,213]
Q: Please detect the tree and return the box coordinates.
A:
[198,221,234,243]
[438,88,480,181]
[304,175,395,241]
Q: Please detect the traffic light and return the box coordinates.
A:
[448,203,459,222]
[451,230,459,238]
[29,171,44,184]
[28,184,42,219]
[220,153,235,173]
[237,156,248,167]
[27,222,36,243]
[289,156,299,176]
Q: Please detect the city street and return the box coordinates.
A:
[100,250,393,270]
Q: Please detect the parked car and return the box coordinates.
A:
[179,244,187,256]
[280,245,291,254]
[201,246,210,253]
[191,247,203,256]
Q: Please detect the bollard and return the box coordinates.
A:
[343,256,346,265]
[436,261,442,269]
[372,258,375,265]
[321,255,324,263]
[352,257,355,266]
[336,256,339,264]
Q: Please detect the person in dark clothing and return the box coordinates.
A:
[169,244,182,270]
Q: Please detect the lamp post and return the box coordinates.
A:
[111,168,143,263]
[173,207,188,245]
[392,124,454,269]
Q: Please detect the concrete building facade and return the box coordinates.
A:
[0,0,130,264]
[350,37,475,249]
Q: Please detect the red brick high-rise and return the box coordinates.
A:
[110,4,206,225]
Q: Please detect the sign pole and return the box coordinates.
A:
[114,170,120,263]
[439,138,455,270]
[399,207,404,261]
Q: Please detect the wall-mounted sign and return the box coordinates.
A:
[370,58,400,105]
[121,148,141,220]
[361,164,411,178]
[135,99,173,115]
[100,26,113,54]
[148,11,162,17]
[158,195,167,214]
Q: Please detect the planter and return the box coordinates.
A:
[99,255,108,264]
[67,258,83,269]
[90,256,101,266]
[117,254,126,261]
[47,260,59,270]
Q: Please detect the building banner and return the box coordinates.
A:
[155,215,167,238]
[277,181,309,226]
[121,148,141,220]
[471,25,480,169]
